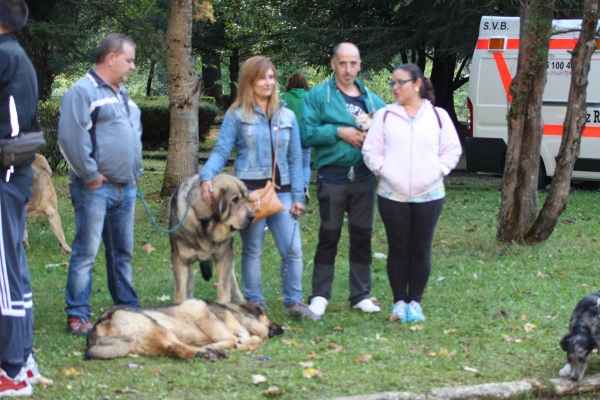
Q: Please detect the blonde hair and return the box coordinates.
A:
[230,56,280,120]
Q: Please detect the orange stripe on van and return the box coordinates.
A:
[543,125,600,137]
[492,53,512,100]
[476,38,578,51]
[549,38,578,50]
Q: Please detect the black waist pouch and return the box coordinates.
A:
[0,117,46,167]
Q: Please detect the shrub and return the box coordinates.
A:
[36,97,219,165]
[134,96,219,150]
[37,99,65,170]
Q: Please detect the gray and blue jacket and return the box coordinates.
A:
[58,69,143,185]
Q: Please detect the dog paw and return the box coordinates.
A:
[195,351,217,362]
[215,349,230,359]
[558,363,572,377]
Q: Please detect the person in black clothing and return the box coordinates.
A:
[0,0,41,396]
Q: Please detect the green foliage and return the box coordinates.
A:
[133,97,219,149]
[24,160,600,399]
[37,99,65,170]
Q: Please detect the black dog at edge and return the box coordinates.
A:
[559,291,600,381]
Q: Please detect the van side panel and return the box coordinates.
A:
[467,16,600,181]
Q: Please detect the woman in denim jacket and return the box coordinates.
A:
[200,56,320,321]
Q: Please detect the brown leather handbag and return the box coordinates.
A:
[247,117,285,222]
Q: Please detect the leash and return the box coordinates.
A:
[135,176,192,234]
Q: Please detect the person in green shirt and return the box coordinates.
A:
[281,72,311,203]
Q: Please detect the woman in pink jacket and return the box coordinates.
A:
[362,63,462,323]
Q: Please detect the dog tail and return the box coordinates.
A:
[200,260,213,281]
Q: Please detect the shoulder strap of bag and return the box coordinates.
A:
[271,116,280,184]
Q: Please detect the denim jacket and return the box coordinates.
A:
[199,105,305,204]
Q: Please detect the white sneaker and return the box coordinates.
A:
[308,296,328,316]
[21,354,41,385]
[352,298,381,313]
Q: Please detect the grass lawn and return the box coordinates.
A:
[23,157,600,399]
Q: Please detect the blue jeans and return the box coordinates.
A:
[65,179,139,320]
[302,147,311,188]
[240,192,303,308]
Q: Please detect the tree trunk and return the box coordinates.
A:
[430,50,458,124]
[201,49,223,107]
[161,0,201,197]
[525,0,600,243]
[19,29,53,100]
[229,48,239,102]
[146,61,156,97]
[497,0,554,242]
[416,47,426,72]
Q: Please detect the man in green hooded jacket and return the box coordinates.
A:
[301,42,385,317]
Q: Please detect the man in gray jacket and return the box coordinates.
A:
[58,34,143,335]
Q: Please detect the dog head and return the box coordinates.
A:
[560,332,596,381]
[211,174,255,230]
[352,111,374,131]
[240,302,284,338]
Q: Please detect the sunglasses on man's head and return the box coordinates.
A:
[388,78,415,88]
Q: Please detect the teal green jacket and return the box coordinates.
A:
[300,75,386,170]
[280,88,306,123]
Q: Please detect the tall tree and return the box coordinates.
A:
[497,0,555,242]
[161,0,204,197]
[525,0,600,242]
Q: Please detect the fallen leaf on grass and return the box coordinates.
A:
[389,314,400,323]
[61,368,84,377]
[520,314,527,321]
[443,328,456,335]
[558,270,567,276]
[424,349,437,357]
[493,310,509,318]
[299,361,314,368]
[537,271,547,278]
[545,315,558,319]
[326,342,343,353]
[333,326,344,333]
[581,284,590,288]
[252,374,267,385]
[151,369,164,375]
[282,339,298,346]
[410,324,424,331]
[509,325,518,330]
[156,295,171,302]
[306,353,318,360]
[524,323,537,332]
[302,368,324,379]
[264,385,285,397]
[437,349,455,357]
[440,240,449,245]
[355,353,372,363]
[141,244,155,253]
[375,333,388,341]
[463,366,479,374]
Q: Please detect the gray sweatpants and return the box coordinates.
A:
[310,174,376,306]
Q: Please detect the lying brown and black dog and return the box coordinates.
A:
[85,299,284,361]
[24,153,71,254]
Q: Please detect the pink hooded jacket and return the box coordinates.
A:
[362,100,462,201]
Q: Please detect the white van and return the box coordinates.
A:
[466,16,600,186]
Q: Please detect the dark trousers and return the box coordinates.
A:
[310,175,376,306]
[378,196,444,304]
[0,180,33,375]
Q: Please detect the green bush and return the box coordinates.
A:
[134,96,219,150]
[36,97,219,165]
[37,99,64,170]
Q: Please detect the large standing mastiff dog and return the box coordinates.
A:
[169,173,254,303]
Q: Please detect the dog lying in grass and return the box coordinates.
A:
[85,300,284,361]
[24,153,71,254]
[559,291,600,381]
